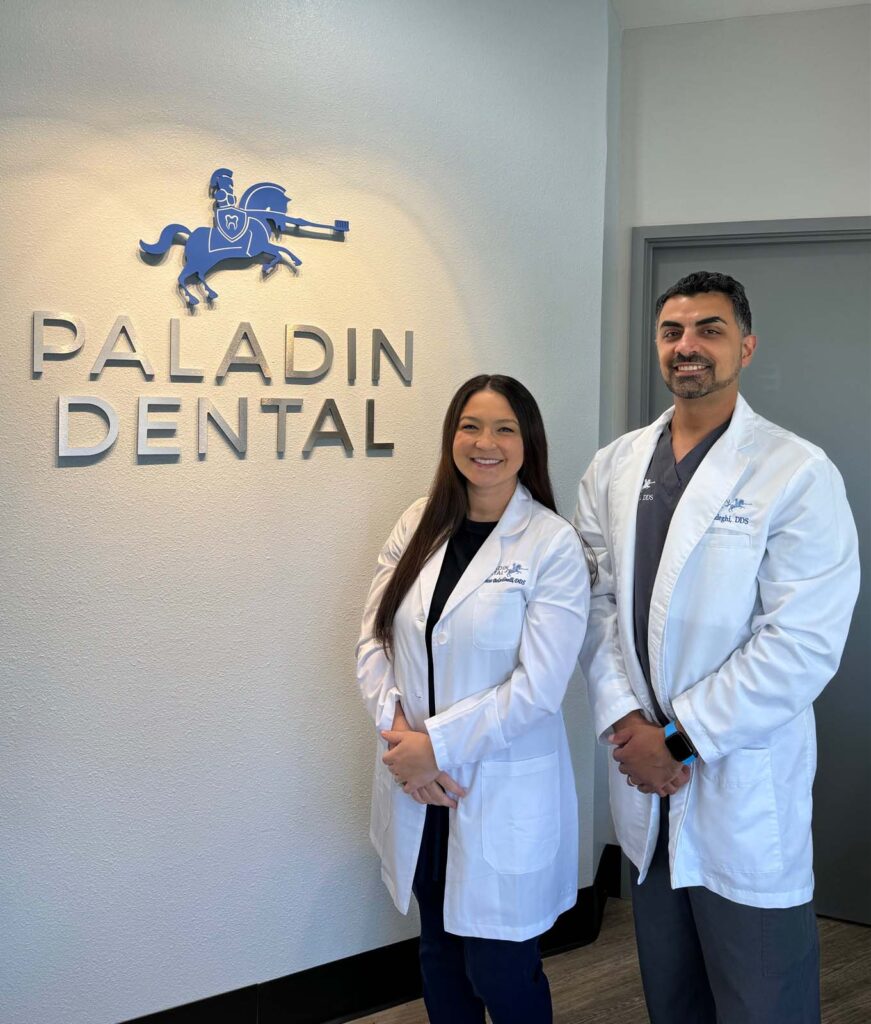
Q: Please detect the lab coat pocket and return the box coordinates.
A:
[473,590,525,651]
[696,747,783,875]
[482,752,560,874]
[701,532,751,549]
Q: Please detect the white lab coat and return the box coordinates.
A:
[357,483,590,940]
[574,395,859,908]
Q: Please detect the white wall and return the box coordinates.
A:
[601,3,871,438]
[0,2,610,1022]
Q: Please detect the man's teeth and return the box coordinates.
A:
[674,364,708,371]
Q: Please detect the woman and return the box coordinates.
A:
[356,375,591,1024]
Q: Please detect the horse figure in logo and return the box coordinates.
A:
[140,178,349,307]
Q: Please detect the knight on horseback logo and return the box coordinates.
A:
[140,168,349,307]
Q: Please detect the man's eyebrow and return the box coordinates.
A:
[658,316,727,329]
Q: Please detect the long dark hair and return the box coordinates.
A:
[374,375,561,655]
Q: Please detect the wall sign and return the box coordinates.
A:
[35,315,412,460]
[33,168,419,462]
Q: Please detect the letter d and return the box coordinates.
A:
[58,397,119,457]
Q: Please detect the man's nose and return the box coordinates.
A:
[673,332,699,356]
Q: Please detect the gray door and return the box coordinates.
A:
[631,221,870,924]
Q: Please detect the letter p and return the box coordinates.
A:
[33,312,85,375]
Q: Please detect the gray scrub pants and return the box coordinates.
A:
[630,799,820,1024]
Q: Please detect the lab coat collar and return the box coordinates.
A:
[418,482,534,623]
[492,479,535,538]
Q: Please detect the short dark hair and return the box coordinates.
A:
[654,271,752,336]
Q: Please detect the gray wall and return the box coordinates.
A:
[603,3,871,439]
[0,2,610,1022]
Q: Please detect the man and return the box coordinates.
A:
[574,271,859,1023]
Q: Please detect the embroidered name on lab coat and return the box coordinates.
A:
[485,562,528,585]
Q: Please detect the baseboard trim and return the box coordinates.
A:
[123,844,621,1024]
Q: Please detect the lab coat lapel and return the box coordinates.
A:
[648,397,754,692]
[655,397,754,581]
[437,483,533,624]
[608,409,673,711]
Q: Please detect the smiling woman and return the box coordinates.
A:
[452,389,525,521]
[356,374,596,1024]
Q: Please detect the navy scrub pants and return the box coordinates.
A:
[412,805,552,1024]
[631,797,821,1024]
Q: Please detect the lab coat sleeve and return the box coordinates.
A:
[573,453,644,742]
[673,457,860,763]
[424,524,590,769]
[356,498,427,735]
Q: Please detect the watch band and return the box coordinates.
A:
[664,721,697,765]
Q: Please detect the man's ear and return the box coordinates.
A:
[741,334,757,367]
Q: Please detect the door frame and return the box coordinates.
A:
[628,217,871,429]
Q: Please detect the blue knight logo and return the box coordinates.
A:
[722,497,750,513]
[140,168,349,307]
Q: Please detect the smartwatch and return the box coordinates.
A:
[664,721,697,765]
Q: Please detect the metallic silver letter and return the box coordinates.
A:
[261,398,303,455]
[302,398,353,456]
[197,398,248,456]
[366,399,394,453]
[58,396,119,457]
[347,328,357,385]
[137,397,181,457]
[371,329,413,385]
[215,322,272,382]
[286,324,333,383]
[170,319,203,381]
[33,312,85,375]
[89,316,155,379]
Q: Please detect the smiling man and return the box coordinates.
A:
[574,271,859,1023]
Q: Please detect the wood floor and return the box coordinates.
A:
[354,898,871,1023]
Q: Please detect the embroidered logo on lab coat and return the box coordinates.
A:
[485,562,528,585]
[715,497,752,526]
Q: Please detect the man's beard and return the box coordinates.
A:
[664,357,739,399]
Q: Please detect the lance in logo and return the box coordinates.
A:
[140,168,350,307]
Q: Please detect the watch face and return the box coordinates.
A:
[666,731,694,762]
